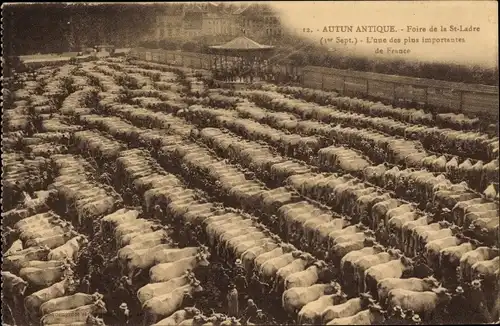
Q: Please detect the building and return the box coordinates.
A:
[153,3,275,42]
[155,4,184,40]
[237,4,283,40]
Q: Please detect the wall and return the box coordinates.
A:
[130,48,499,118]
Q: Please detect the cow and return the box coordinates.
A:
[423,233,469,272]
[4,239,23,256]
[19,263,72,288]
[259,250,303,284]
[117,233,173,262]
[4,245,51,273]
[386,287,452,321]
[282,282,340,317]
[471,256,500,282]
[460,247,499,282]
[364,256,414,296]
[149,253,210,283]
[330,237,377,266]
[120,227,172,248]
[152,307,202,326]
[326,304,386,325]
[377,276,440,305]
[284,260,329,290]
[137,271,196,305]
[240,240,280,276]
[121,243,184,281]
[142,280,204,325]
[401,215,435,255]
[2,271,28,310]
[40,292,104,316]
[410,221,452,257]
[298,291,348,325]
[352,249,402,294]
[439,241,477,280]
[322,293,374,324]
[24,275,77,322]
[40,299,107,325]
[273,252,316,293]
[253,243,296,273]
[25,230,79,249]
[48,235,88,261]
[20,221,74,242]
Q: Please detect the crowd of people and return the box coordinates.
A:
[213,66,300,85]
[212,57,300,85]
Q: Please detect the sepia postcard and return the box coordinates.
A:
[2,2,499,326]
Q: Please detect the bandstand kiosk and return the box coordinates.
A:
[208,36,275,89]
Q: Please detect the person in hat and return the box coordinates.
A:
[392,306,406,321]
[122,187,133,206]
[411,314,422,325]
[472,279,482,290]
[153,205,163,220]
[234,259,244,273]
[226,283,239,317]
[117,302,130,325]
[233,259,248,293]
[242,299,259,321]
[469,279,493,323]
[131,194,140,208]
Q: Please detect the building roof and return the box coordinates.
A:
[209,36,274,51]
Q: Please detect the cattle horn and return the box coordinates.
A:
[359,292,373,300]
[92,292,104,301]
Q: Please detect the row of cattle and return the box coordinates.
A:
[52,96,350,326]
[274,85,489,133]
[66,121,260,326]
[69,93,496,324]
[2,206,104,326]
[68,125,414,325]
[199,90,499,193]
[74,115,480,326]
[93,59,496,324]
[2,64,108,326]
[3,65,209,326]
[48,62,413,325]
[190,126,499,251]
[12,64,270,326]
[77,59,496,278]
[6,57,497,325]
[175,104,498,239]
[247,87,497,162]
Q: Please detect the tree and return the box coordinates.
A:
[289,52,306,66]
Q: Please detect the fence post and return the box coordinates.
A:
[366,79,369,97]
[321,72,324,90]
[343,76,346,95]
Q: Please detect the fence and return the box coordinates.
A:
[303,66,499,118]
[130,48,499,118]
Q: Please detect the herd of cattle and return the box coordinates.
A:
[2,56,499,326]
